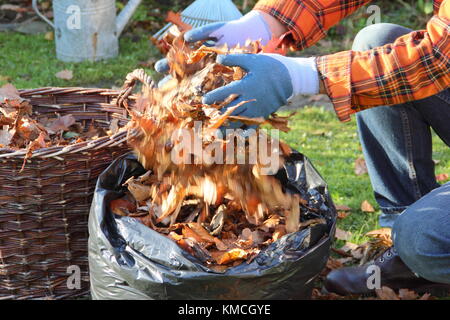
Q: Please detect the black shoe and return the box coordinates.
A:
[325,247,450,296]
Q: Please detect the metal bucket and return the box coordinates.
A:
[32,0,141,62]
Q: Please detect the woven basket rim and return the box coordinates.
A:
[0,86,135,160]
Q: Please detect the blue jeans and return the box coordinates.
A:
[352,24,450,283]
[393,182,450,284]
[353,23,450,227]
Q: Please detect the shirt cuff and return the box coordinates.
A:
[316,51,354,122]
[254,1,326,51]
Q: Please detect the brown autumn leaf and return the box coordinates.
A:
[110,198,136,216]
[0,128,13,146]
[365,228,392,245]
[354,157,368,175]
[436,173,449,181]
[337,211,350,219]
[336,257,353,264]
[335,228,352,241]
[213,248,248,265]
[109,118,120,135]
[46,114,76,133]
[361,200,375,212]
[326,258,343,270]
[20,131,48,171]
[351,248,366,261]
[375,286,400,300]
[55,69,73,80]
[398,288,419,300]
[262,33,289,55]
[0,4,29,12]
[44,31,54,41]
[259,214,282,232]
[340,241,359,253]
[186,222,216,244]
[335,204,351,211]
[365,228,391,238]
[272,225,286,241]
[166,11,192,32]
[124,177,151,202]
[0,83,22,102]
[419,293,432,300]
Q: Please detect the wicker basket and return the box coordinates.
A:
[0,86,138,299]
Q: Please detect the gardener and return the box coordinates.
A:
[155,0,450,295]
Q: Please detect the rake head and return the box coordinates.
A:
[153,0,243,41]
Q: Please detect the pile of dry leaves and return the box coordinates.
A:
[0,84,120,170]
[110,30,327,270]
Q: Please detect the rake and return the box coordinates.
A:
[153,0,242,41]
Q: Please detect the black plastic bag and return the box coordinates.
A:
[88,151,337,300]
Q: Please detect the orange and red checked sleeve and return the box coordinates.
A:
[316,0,450,121]
[254,0,373,50]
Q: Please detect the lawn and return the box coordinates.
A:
[279,108,450,245]
[0,31,160,89]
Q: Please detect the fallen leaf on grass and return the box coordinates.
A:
[398,288,419,300]
[365,228,393,248]
[354,157,368,175]
[340,241,359,253]
[44,31,54,41]
[0,75,12,82]
[337,211,350,219]
[419,293,432,300]
[335,228,352,241]
[335,205,351,211]
[0,4,29,12]
[55,69,73,80]
[326,258,343,270]
[339,241,364,260]
[361,200,375,212]
[376,286,400,300]
[336,257,353,264]
[365,228,391,239]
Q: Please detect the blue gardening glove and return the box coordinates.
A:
[154,58,172,88]
[154,11,272,86]
[184,11,272,47]
[203,54,319,127]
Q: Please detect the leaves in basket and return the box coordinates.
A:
[46,114,76,134]
[0,84,126,170]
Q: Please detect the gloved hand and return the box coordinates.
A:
[184,10,272,47]
[154,10,273,85]
[203,53,320,127]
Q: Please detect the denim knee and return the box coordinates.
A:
[352,23,412,51]
[393,200,450,284]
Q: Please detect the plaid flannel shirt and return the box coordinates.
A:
[254,0,449,121]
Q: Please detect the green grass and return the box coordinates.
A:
[0,31,161,89]
[279,107,450,245]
